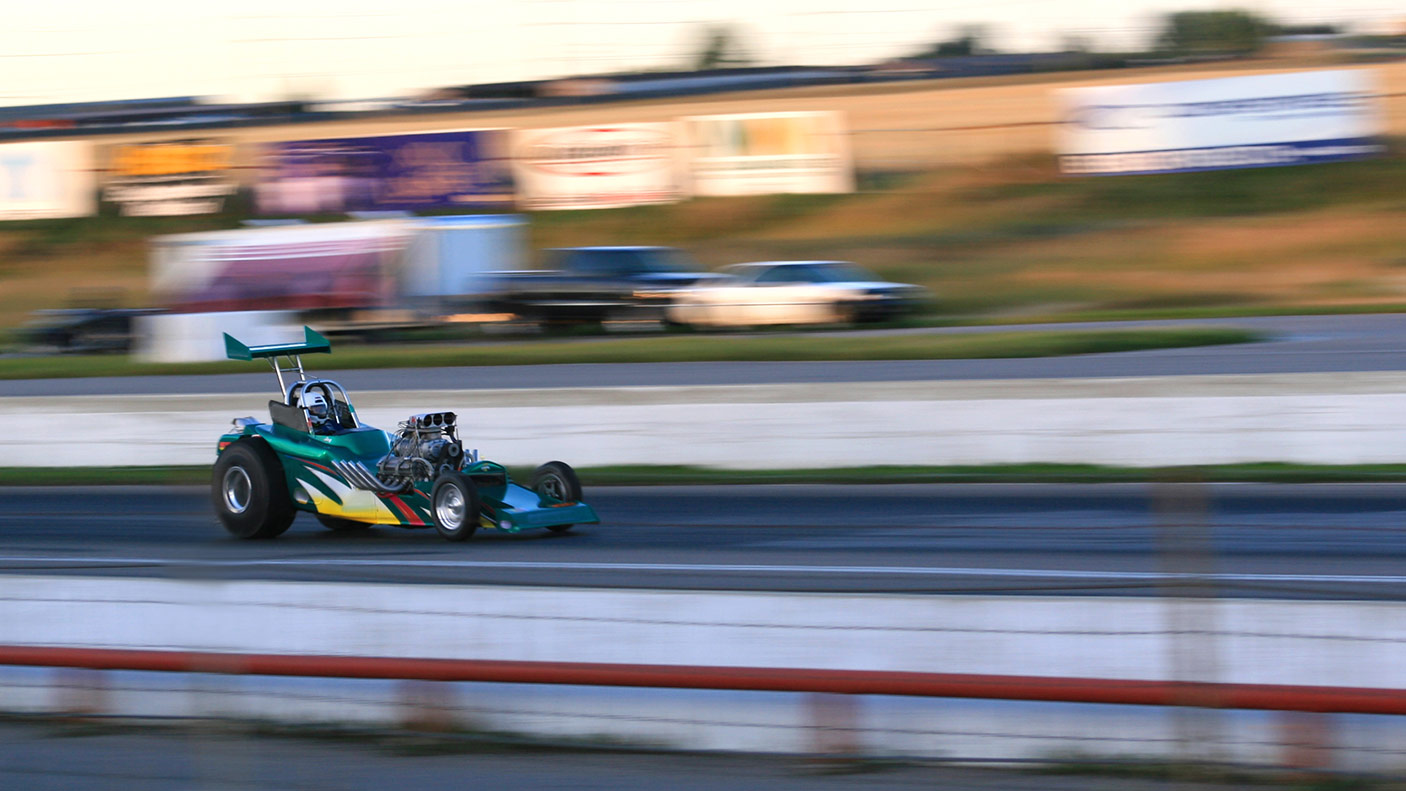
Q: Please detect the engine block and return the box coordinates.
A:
[377,411,464,487]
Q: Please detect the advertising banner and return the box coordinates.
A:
[1057,69,1382,176]
[256,129,512,214]
[99,138,237,216]
[512,123,683,210]
[683,111,853,196]
[0,141,95,220]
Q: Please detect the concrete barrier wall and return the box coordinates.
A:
[4,372,1406,468]
[3,575,1405,765]
[3,576,1404,686]
[132,311,299,363]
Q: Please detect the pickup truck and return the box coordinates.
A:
[487,246,721,327]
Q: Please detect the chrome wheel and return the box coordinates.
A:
[538,473,566,501]
[435,484,466,532]
[532,461,582,535]
[430,472,479,542]
[222,466,252,514]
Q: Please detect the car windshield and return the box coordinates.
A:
[629,249,696,274]
[567,248,697,276]
[803,262,876,283]
[744,262,876,284]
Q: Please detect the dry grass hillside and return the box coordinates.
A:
[529,145,1406,318]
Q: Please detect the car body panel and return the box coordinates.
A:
[667,261,928,327]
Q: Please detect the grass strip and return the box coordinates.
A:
[0,327,1257,380]
[9,463,1406,488]
[967,303,1406,326]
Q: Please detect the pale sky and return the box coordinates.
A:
[0,0,1398,107]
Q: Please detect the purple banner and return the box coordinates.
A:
[256,129,513,214]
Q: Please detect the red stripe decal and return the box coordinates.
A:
[386,495,424,526]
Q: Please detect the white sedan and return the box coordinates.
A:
[666,261,928,328]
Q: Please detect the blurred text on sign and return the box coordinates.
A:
[683,111,854,196]
[256,129,514,214]
[1057,69,1383,176]
[99,139,237,216]
[512,123,685,210]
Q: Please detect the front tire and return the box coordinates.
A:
[532,461,582,533]
[832,301,861,325]
[212,440,295,539]
[431,471,481,542]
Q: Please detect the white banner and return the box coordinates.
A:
[0,141,96,220]
[512,123,683,210]
[684,111,854,196]
[1057,69,1382,175]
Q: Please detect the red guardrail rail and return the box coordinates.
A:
[2,645,1405,715]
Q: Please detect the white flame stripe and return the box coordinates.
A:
[304,468,400,524]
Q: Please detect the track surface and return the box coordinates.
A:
[7,314,1406,397]
[3,484,1405,599]
[0,722,1207,791]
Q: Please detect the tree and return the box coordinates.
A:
[691,23,753,71]
[910,25,992,58]
[1155,9,1273,55]
[1057,33,1095,54]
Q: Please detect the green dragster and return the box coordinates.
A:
[212,327,598,541]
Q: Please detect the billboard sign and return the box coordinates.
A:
[0,141,95,220]
[683,111,853,196]
[256,129,512,214]
[512,123,683,210]
[1057,69,1382,175]
[99,139,237,216]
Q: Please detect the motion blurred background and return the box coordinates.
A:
[2,2,1406,789]
[0,0,1401,352]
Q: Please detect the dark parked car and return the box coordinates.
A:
[488,246,723,327]
[19,308,162,354]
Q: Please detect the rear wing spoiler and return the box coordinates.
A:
[224,326,331,361]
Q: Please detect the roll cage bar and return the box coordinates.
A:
[223,326,358,430]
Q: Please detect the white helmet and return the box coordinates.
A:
[301,387,331,425]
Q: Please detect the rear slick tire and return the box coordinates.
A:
[212,440,295,540]
[431,471,481,542]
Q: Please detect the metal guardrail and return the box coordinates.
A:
[2,645,1406,714]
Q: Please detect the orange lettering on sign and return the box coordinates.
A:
[112,144,232,176]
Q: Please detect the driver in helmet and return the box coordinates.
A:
[299,386,341,433]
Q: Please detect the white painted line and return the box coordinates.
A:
[0,555,1401,585]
